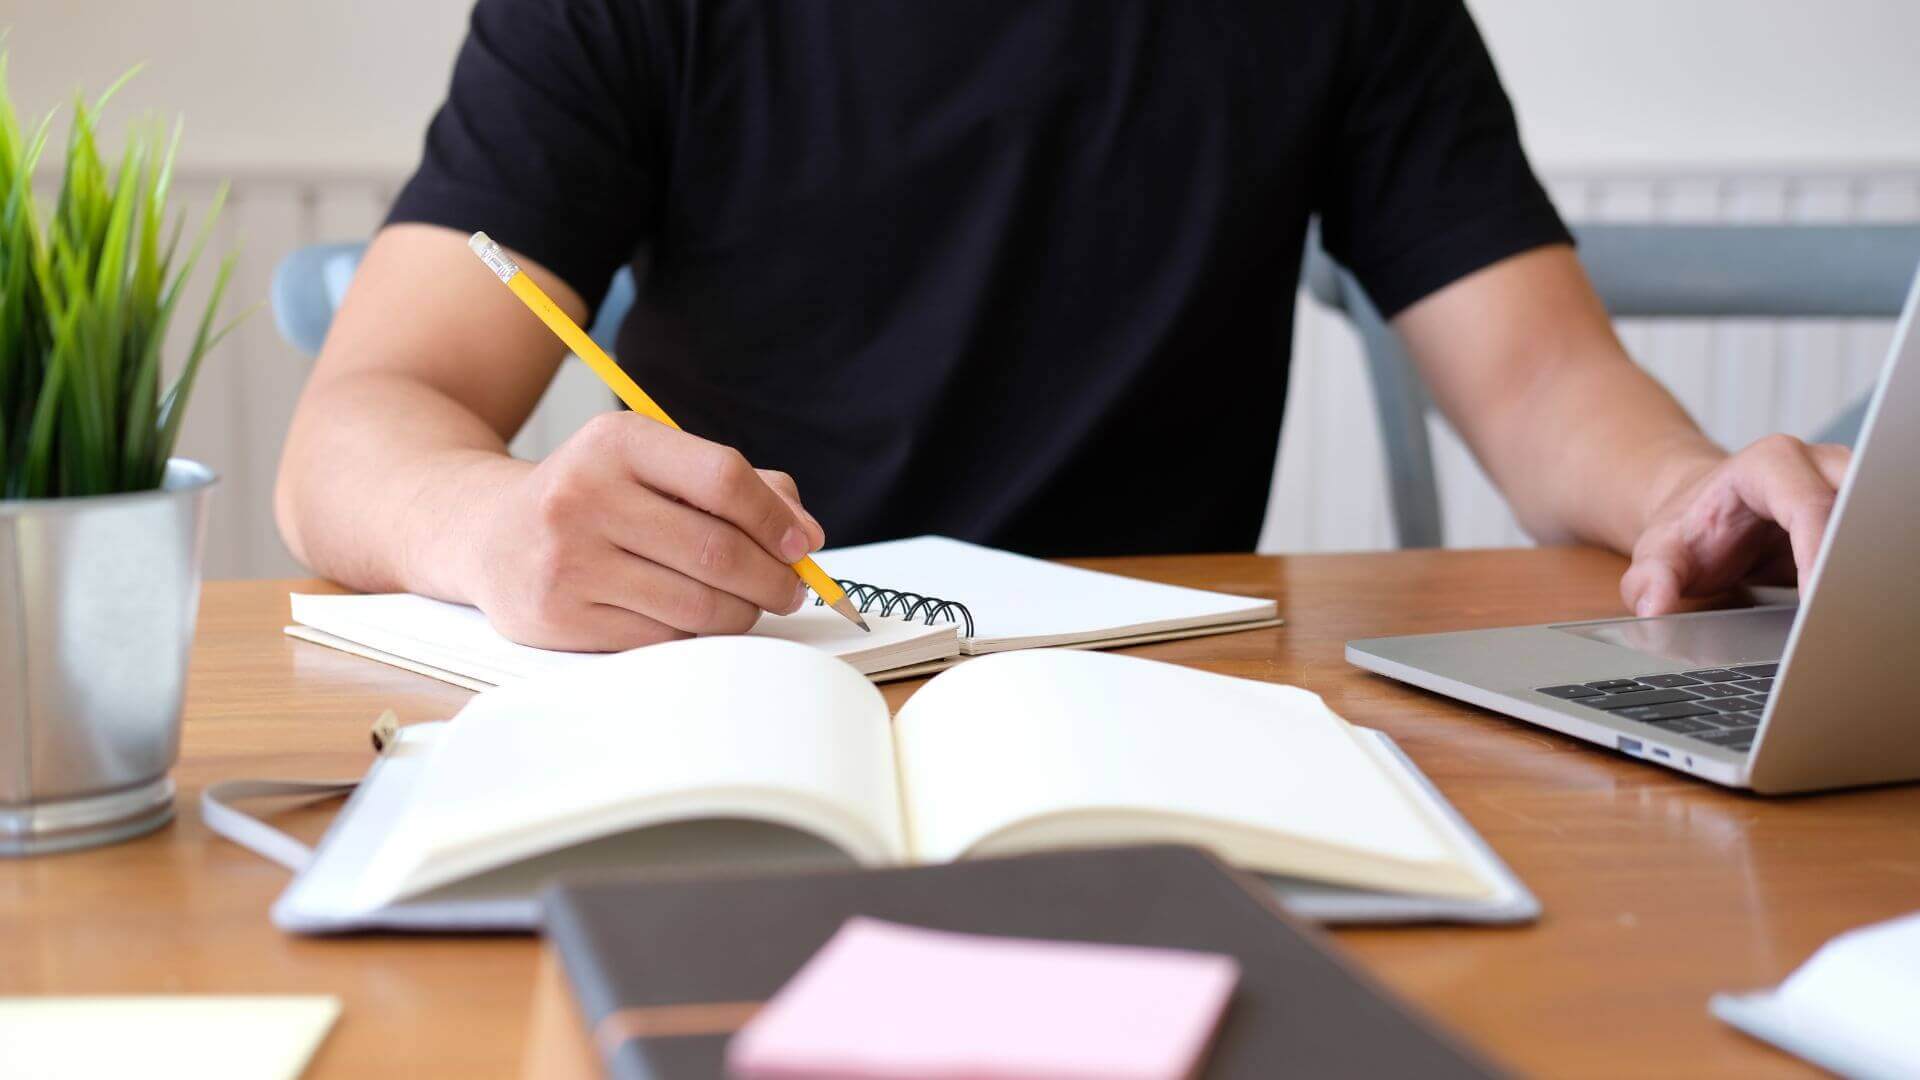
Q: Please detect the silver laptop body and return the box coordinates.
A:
[1346,267,1920,794]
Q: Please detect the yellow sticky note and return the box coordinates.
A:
[0,996,340,1080]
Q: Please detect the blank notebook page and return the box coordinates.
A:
[820,536,1277,651]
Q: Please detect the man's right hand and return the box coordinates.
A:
[276,226,828,649]
[461,412,827,651]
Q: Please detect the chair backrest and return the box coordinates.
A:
[269,242,637,359]
[1305,223,1920,548]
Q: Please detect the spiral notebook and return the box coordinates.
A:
[285,536,1281,685]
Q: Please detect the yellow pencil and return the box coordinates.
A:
[467,231,869,632]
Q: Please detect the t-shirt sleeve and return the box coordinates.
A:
[385,0,659,315]
[1317,0,1571,318]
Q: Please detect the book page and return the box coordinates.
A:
[817,536,1276,651]
[350,636,905,910]
[892,650,1477,896]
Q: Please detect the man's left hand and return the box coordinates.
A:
[1621,435,1852,617]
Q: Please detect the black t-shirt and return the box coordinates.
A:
[389,0,1568,557]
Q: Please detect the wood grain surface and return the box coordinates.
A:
[6,548,1915,1077]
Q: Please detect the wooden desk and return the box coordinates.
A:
[5,549,1916,1077]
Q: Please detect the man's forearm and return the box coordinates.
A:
[1484,353,1724,554]
[275,370,531,600]
[1396,246,1726,556]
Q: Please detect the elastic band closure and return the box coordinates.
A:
[595,1001,762,1052]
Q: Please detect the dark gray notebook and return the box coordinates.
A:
[540,846,1508,1080]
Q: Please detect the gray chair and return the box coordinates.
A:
[1304,224,1920,548]
[270,242,637,358]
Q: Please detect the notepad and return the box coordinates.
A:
[727,917,1240,1080]
[288,591,959,685]
[285,535,1279,685]
[330,639,1497,918]
[822,536,1281,653]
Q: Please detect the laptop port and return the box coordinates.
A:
[1616,736,1642,754]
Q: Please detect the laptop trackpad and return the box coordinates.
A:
[1553,607,1796,669]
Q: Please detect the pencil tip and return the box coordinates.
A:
[830,596,871,632]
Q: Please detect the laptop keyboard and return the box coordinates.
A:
[1535,663,1779,754]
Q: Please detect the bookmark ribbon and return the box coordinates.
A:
[200,778,360,872]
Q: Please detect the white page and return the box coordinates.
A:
[817,536,1276,650]
[0,996,339,1080]
[349,636,904,910]
[289,592,957,683]
[894,650,1458,874]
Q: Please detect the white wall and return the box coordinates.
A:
[14,1,1920,174]
[1468,0,1920,171]
[5,0,469,174]
[7,2,1920,573]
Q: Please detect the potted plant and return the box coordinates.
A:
[1,56,242,854]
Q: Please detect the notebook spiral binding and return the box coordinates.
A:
[817,580,977,637]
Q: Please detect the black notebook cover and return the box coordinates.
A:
[538,846,1504,1079]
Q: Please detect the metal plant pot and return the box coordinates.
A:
[0,459,216,855]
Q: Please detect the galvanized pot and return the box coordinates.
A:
[0,459,215,855]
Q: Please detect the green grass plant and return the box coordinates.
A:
[0,53,242,498]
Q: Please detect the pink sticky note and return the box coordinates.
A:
[726,916,1239,1080]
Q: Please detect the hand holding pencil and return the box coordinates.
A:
[467,232,870,636]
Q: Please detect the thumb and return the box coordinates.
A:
[1621,540,1689,617]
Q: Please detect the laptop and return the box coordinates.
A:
[1346,267,1920,794]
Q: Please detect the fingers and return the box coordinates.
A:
[510,518,769,641]
[758,468,826,550]
[1621,534,1690,617]
[491,597,688,653]
[479,415,830,650]
[603,486,809,615]
[1731,435,1840,594]
[584,543,771,635]
[616,420,819,565]
[1620,436,1853,617]
[1804,441,1851,490]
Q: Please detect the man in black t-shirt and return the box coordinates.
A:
[277,0,1851,651]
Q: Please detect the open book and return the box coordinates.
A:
[286,536,1281,685]
[336,638,1501,917]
